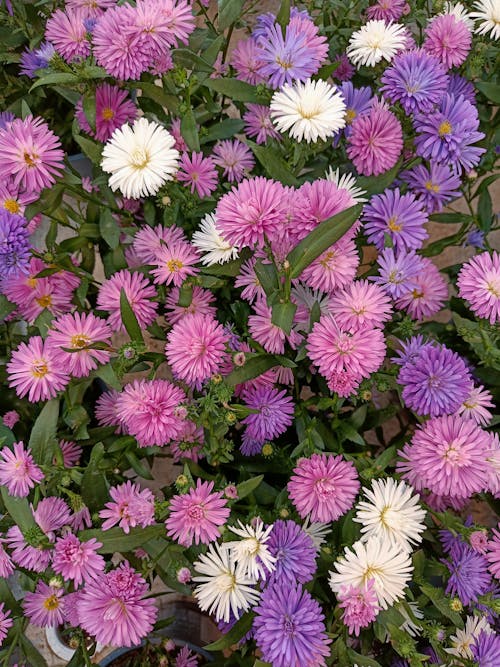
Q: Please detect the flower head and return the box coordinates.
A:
[191,212,239,266]
[329,279,392,331]
[230,38,266,85]
[471,0,500,40]
[177,151,218,197]
[267,520,317,585]
[444,541,492,605]
[23,582,65,628]
[0,603,12,646]
[243,104,281,144]
[52,534,105,587]
[212,140,255,183]
[76,83,137,143]
[366,0,410,21]
[97,269,158,332]
[7,336,69,402]
[347,20,407,67]
[150,240,200,287]
[401,162,461,213]
[0,441,44,497]
[338,579,380,636]
[457,251,500,324]
[457,384,494,426]
[471,630,500,666]
[395,257,448,320]
[45,8,90,62]
[225,518,276,580]
[99,481,155,533]
[241,386,294,445]
[0,209,31,278]
[423,14,471,68]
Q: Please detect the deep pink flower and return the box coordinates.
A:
[95,389,126,433]
[0,116,64,194]
[165,313,228,388]
[99,481,155,533]
[165,285,216,325]
[170,421,204,463]
[170,117,189,152]
[52,534,105,586]
[175,645,199,667]
[0,441,44,497]
[7,336,69,402]
[116,379,187,447]
[23,582,65,628]
[0,602,12,645]
[395,257,448,320]
[132,223,185,264]
[300,236,360,294]
[457,251,500,325]
[235,258,265,303]
[338,579,380,635]
[423,14,471,69]
[213,140,255,183]
[177,152,218,197]
[34,496,72,535]
[366,0,409,21]
[76,84,137,143]
[486,526,500,578]
[248,299,301,354]
[292,179,355,241]
[97,269,158,332]
[2,410,19,429]
[329,279,392,332]
[45,8,90,62]
[55,439,82,468]
[151,240,200,287]
[347,102,403,176]
[230,38,266,85]
[288,453,360,523]
[78,562,158,647]
[0,538,14,578]
[155,0,195,48]
[241,386,294,444]
[166,479,230,547]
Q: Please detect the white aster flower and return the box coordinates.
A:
[353,478,427,552]
[346,20,407,67]
[302,516,331,554]
[328,536,413,609]
[101,117,179,199]
[441,2,475,29]
[191,212,239,266]
[456,384,494,425]
[470,0,500,40]
[270,78,346,144]
[446,614,493,659]
[225,518,276,580]
[325,167,367,203]
[193,542,260,623]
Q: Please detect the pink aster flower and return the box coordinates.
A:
[132,223,185,264]
[177,152,218,198]
[366,0,409,21]
[97,269,158,332]
[235,258,265,303]
[457,251,500,325]
[347,102,403,176]
[170,118,189,152]
[46,311,111,377]
[291,179,355,241]
[329,279,392,332]
[165,313,228,388]
[166,479,230,547]
[231,38,266,85]
[213,140,255,183]
[18,277,75,325]
[338,579,380,636]
[52,534,105,587]
[34,496,72,536]
[23,582,65,628]
[288,453,360,523]
[151,240,200,287]
[243,104,281,145]
[95,389,126,433]
[395,257,448,320]
[165,285,216,325]
[397,415,491,499]
[215,176,287,248]
[78,562,158,647]
[155,0,195,48]
[7,336,69,402]
[2,410,19,429]
[423,14,471,69]
[241,386,294,444]
[0,441,44,497]
[0,116,64,194]
[45,8,90,62]
[6,525,52,572]
[76,84,137,143]
[0,602,13,645]
[486,526,500,578]
[170,421,204,463]
[456,384,494,426]
[66,0,116,18]
[300,236,360,294]
[248,298,301,354]
[116,379,187,447]
[99,481,155,533]
[470,531,489,555]
[0,538,14,578]
[0,180,35,217]
[56,440,82,468]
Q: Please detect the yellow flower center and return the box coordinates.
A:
[486,279,500,298]
[43,594,60,611]
[70,334,91,349]
[130,148,150,169]
[275,56,293,70]
[438,120,452,136]
[425,181,440,193]
[23,151,39,168]
[27,277,38,289]
[345,108,357,124]
[3,198,20,214]
[388,216,402,232]
[31,360,48,379]
[102,107,115,121]
[166,259,184,273]
[36,295,52,308]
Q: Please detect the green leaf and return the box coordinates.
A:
[477,188,493,232]
[205,77,260,103]
[74,134,102,165]
[99,208,120,249]
[346,649,382,667]
[137,82,180,114]
[271,301,297,335]
[356,160,402,196]
[276,0,290,29]
[429,212,472,224]
[80,524,164,552]
[181,108,200,151]
[29,72,78,91]
[201,118,244,143]
[21,99,32,120]
[93,363,122,391]
[0,294,16,321]
[253,260,280,298]
[249,142,299,186]
[1,489,36,532]
[19,635,48,667]
[206,612,255,650]
[173,48,214,73]
[421,231,463,256]
[236,475,264,500]
[420,583,464,627]
[125,451,154,480]
[0,424,14,447]
[218,0,245,31]
[224,353,282,386]
[80,443,109,512]
[475,81,500,104]
[82,93,96,133]
[120,288,144,342]
[79,64,109,80]
[29,399,59,466]
[253,662,272,667]
[287,204,362,278]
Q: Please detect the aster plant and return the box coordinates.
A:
[0,0,499,666]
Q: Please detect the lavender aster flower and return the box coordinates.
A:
[391,335,435,366]
[339,81,373,135]
[20,42,55,78]
[362,188,429,252]
[267,520,317,585]
[444,541,493,605]
[398,345,472,417]
[464,229,486,249]
[253,582,331,667]
[381,50,449,114]
[0,112,14,131]
[372,247,425,299]
[241,386,294,445]
[447,73,476,104]
[471,630,500,666]
[0,210,31,277]
[401,162,461,213]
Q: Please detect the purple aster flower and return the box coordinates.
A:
[439,529,463,554]
[362,188,429,252]
[472,630,500,666]
[444,541,493,605]
[0,112,14,131]
[241,386,294,445]
[243,104,281,145]
[391,335,435,366]
[401,162,461,213]
[371,247,425,299]
[20,42,55,78]
[332,53,355,81]
[339,82,373,135]
[257,24,315,89]
[240,435,264,456]
[267,520,317,585]
[464,229,486,249]
[253,582,331,667]
[448,73,476,105]
[398,345,472,417]
[414,94,486,174]
[212,139,255,183]
[381,50,448,115]
[0,209,31,277]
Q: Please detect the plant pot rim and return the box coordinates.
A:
[98,637,213,666]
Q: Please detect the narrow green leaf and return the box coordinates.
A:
[356,160,402,196]
[29,399,59,466]
[420,583,464,627]
[276,0,290,29]
[173,48,213,73]
[224,354,279,387]
[346,648,382,666]
[477,188,493,232]
[429,212,472,224]
[201,118,244,143]
[475,81,500,104]
[253,661,272,667]
[99,208,120,249]
[249,142,300,186]
[0,294,16,321]
[125,451,154,480]
[253,260,280,298]
[82,93,96,133]
[79,65,109,80]
[205,77,260,103]
[0,424,14,447]
[236,475,264,500]
[29,72,78,91]
[120,288,144,342]
[271,301,297,335]
[421,231,463,256]
[137,82,180,114]
[287,204,362,278]
[19,635,48,667]
[206,612,255,650]
[80,443,109,512]
[1,488,36,532]
[21,99,32,120]
[180,108,200,151]
[74,134,102,165]
[218,0,245,31]
[93,363,122,391]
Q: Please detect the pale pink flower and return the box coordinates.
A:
[248,299,301,354]
[97,269,158,333]
[151,240,200,287]
[165,285,216,325]
[99,481,155,533]
[0,441,44,497]
[338,579,380,635]
[329,279,392,331]
[212,139,255,183]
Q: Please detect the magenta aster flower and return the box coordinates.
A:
[166,479,230,547]
[212,140,255,183]
[66,0,116,18]
[0,441,44,497]
[423,14,471,69]
[97,269,158,332]
[332,53,355,81]
[154,0,195,48]
[7,335,69,402]
[76,83,137,143]
[395,257,448,320]
[132,223,185,264]
[165,285,216,325]
[288,453,359,523]
[292,179,355,240]
[230,38,266,85]
[45,8,90,62]
[116,379,187,447]
[301,236,360,294]
[347,102,403,176]
[241,386,294,445]
[151,240,200,287]
[457,251,500,325]
[457,384,494,426]
[366,0,409,21]
[0,602,12,646]
[52,534,105,587]
[329,279,392,332]
[215,177,287,248]
[56,439,82,468]
[397,415,491,499]
[248,299,300,354]
[0,116,64,194]
[0,539,14,578]
[6,525,51,572]
[338,579,380,636]
[23,582,65,628]
[267,520,317,585]
[401,162,461,213]
[34,496,72,534]
[165,313,228,388]
[177,152,218,198]
[46,311,111,377]
[78,562,158,647]
[95,389,125,433]
[243,104,281,145]
[486,526,500,578]
[99,481,155,533]
[2,410,19,429]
